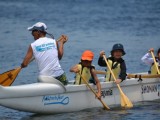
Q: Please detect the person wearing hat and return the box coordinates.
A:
[98,43,127,84]
[70,50,102,98]
[141,48,160,74]
[21,22,68,85]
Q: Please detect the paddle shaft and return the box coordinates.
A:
[151,51,160,74]
[102,55,121,88]
[78,73,110,110]
[103,55,133,108]
[102,55,125,92]
[127,73,160,78]
[95,70,160,78]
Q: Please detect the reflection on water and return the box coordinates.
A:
[19,101,160,120]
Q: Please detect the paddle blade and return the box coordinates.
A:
[120,92,133,108]
[0,67,21,86]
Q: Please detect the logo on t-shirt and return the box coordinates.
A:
[36,43,55,52]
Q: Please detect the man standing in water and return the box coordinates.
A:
[21,22,68,85]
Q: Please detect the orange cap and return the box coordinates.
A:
[81,50,94,61]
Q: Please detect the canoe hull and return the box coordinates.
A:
[0,77,160,114]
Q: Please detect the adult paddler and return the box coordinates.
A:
[21,22,68,85]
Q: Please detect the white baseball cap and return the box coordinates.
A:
[27,22,47,32]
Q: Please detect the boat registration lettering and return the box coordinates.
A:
[101,89,113,98]
[42,95,69,105]
[141,84,157,94]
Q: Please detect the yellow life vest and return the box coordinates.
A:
[105,59,121,82]
[74,64,91,85]
[150,62,160,74]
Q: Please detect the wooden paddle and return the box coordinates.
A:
[127,73,160,78]
[103,55,133,108]
[95,70,160,78]
[150,51,160,74]
[78,73,110,110]
[0,58,34,86]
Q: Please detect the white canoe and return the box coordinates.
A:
[0,77,160,114]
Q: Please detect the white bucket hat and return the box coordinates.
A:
[28,22,47,32]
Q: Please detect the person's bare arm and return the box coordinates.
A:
[57,35,68,60]
[21,45,33,68]
[70,64,80,73]
[91,68,102,99]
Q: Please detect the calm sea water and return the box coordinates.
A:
[0,0,160,119]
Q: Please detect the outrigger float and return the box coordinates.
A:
[0,74,160,114]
